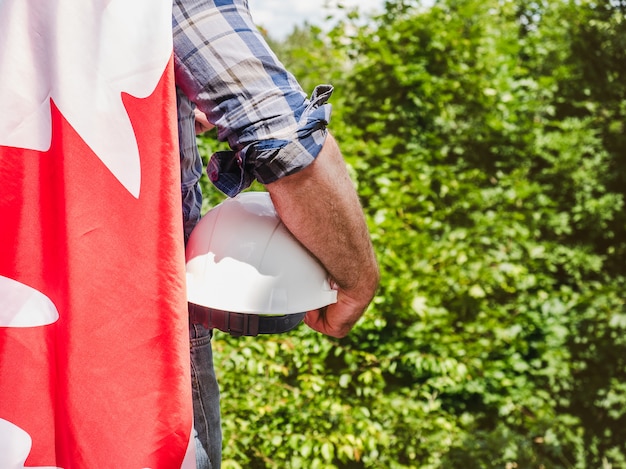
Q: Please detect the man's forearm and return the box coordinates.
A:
[266,133,379,337]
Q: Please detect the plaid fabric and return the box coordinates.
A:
[177,87,204,242]
[173,0,333,239]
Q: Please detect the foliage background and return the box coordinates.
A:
[195,0,626,467]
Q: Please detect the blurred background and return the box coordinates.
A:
[248,0,385,40]
[196,0,626,467]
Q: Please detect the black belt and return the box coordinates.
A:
[188,303,305,337]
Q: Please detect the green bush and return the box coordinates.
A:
[197,0,626,466]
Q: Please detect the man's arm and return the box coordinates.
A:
[266,133,379,338]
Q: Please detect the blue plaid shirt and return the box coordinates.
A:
[173,0,333,240]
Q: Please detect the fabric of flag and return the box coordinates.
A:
[0,1,195,467]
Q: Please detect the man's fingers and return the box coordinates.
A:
[304,304,353,339]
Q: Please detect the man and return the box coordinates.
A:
[173,1,380,467]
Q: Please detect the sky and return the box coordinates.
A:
[248,0,385,40]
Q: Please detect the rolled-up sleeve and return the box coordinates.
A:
[173,0,332,197]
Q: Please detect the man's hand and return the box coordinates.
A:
[304,286,373,338]
[194,108,214,135]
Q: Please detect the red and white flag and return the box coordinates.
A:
[0,1,195,467]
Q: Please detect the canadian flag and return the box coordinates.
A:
[0,1,195,468]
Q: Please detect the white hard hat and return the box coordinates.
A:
[185,192,337,315]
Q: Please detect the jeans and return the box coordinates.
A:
[190,323,222,469]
